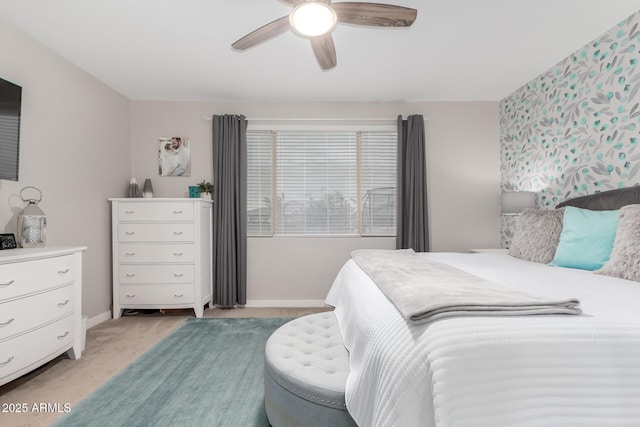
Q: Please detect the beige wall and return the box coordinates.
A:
[131,101,500,303]
[0,19,131,319]
[426,102,501,251]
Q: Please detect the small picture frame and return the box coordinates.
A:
[158,137,191,177]
[0,233,17,250]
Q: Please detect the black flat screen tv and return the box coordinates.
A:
[0,77,22,181]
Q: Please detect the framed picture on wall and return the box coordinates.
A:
[158,137,191,177]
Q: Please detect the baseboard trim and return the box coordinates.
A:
[244,299,327,308]
[86,302,327,324]
[86,311,112,329]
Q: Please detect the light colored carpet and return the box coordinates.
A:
[0,307,330,427]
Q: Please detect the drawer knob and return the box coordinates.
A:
[126,294,136,298]
[57,331,70,340]
[125,252,136,256]
[0,356,14,367]
[174,294,184,298]
[125,231,136,235]
[173,231,183,235]
[58,269,70,275]
[125,210,135,214]
[173,252,183,256]
[0,318,15,327]
[173,210,183,214]
[58,300,70,307]
[0,280,15,287]
[125,273,136,278]
[173,273,184,277]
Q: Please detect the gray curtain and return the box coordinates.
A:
[212,114,247,306]
[397,114,429,251]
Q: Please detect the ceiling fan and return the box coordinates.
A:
[231,1,417,70]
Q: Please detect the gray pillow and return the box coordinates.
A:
[508,208,564,263]
[596,204,640,282]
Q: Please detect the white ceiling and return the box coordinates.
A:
[1,0,640,102]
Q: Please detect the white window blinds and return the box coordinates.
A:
[276,131,357,235]
[246,130,273,236]
[247,128,397,236]
[360,131,397,236]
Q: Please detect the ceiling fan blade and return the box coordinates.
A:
[310,34,337,70]
[231,16,290,50]
[333,2,417,27]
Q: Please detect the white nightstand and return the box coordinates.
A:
[469,248,509,254]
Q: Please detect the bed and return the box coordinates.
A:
[325,186,640,427]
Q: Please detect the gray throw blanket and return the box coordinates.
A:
[351,249,582,324]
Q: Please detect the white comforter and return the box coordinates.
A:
[325,252,640,427]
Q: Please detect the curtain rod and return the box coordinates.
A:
[202,117,410,122]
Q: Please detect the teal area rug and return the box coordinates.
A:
[54,317,293,427]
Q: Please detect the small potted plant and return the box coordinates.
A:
[197,180,214,200]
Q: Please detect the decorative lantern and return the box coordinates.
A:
[17,186,47,248]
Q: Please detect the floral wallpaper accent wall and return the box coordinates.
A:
[500,11,640,247]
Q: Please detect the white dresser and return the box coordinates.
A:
[109,198,212,319]
[0,246,85,386]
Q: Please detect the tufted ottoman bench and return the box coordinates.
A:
[264,311,357,427]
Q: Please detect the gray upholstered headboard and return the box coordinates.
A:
[556,185,640,211]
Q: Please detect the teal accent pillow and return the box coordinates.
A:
[549,206,619,270]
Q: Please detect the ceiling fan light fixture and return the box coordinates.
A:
[290,2,337,38]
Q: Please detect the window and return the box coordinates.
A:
[246,130,273,235]
[360,132,397,235]
[247,128,397,236]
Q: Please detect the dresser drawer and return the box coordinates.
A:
[118,223,194,243]
[119,284,194,305]
[0,255,75,301]
[119,265,194,284]
[0,285,74,341]
[0,314,74,383]
[119,244,195,263]
[117,202,194,221]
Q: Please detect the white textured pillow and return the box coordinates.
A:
[508,208,564,264]
[596,204,640,282]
